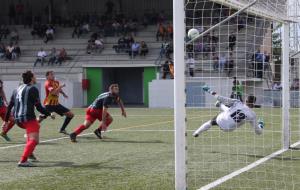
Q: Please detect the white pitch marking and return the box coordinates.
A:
[199,140,300,190]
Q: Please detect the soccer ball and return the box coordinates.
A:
[188,28,199,40]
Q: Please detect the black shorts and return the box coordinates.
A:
[45,104,70,116]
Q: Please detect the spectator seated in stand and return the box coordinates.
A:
[87,38,104,54]
[128,19,138,36]
[6,42,16,61]
[272,81,282,90]
[160,41,173,59]
[291,78,299,91]
[34,48,47,66]
[113,36,126,53]
[81,23,90,34]
[166,23,173,40]
[129,41,140,58]
[186,55,195,77]
[229,32,236,51]
[225,52,234,76]
[218,53,227,72]
[0,25,9,41]
[9,28,19,44]
[48,47,57,65]
[156,23,165,41]
[86,39,94,54]
[72,22,82,38]
[94,38,104,52]
[212,53,219,71]
[44,26,55,43]
[56,48,71,65]
[255,49,264,78]
[140,41,149,57]
[31,23,47,38]
[12,42,21,59]
[162,59,170,79]
[112,20,121,36]
[0,43,5,59]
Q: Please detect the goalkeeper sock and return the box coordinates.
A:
[193,120,212,136]
[74,125,86,135]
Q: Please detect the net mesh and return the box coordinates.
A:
[184,0,300,189]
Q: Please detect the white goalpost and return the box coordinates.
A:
[173,0,187,189]
[174,0,300,189]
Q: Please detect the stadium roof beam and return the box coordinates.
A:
[210,0,292,22]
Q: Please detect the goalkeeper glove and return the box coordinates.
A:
[258,119,264,129]
[202,85,216,95]
[202,85,210,92]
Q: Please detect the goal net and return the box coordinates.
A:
[176,0,300,189]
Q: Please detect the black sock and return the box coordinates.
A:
[60,117,73,131]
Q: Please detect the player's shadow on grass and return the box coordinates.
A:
[79,136,165,144]
[0,142,59,147]
[0,160,19,163]
[101,139,165,144]
[38,161,123,170]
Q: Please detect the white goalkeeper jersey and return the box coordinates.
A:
[215,95,262,134]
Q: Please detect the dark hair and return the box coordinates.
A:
[247,95,256,104]
[109,84,119,91]
[0,80,3,90]
[22,70,34,84]
[46,71,53,77]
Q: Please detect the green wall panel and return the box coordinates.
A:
[86,68,103,105]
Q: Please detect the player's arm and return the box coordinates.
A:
[50,84,65,95]
[32,87,54,120]
[116,97,126,117]
[46,82,65,96]
[59,90,68,98]
[101,106,109,128]
[202,86,238,106]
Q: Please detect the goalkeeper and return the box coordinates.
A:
[193,86,264,137]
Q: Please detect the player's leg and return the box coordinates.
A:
[18,120,40,167]
[94,113,113,139]
[51,104,74,134]
[60,110,74,134]
[1,116,15,141]
[70,120,93,142]
[193,115,218,137]
[0,107,14,141]
[69,108,95,142]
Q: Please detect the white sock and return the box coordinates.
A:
[193,120,212,136]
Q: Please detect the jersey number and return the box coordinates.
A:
[230,110,246,123]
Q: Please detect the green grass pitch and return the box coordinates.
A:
[0,108,299,190]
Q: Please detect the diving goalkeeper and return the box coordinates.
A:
[193,86,264,137]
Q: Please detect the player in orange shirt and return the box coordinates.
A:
[44,71,74,134]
